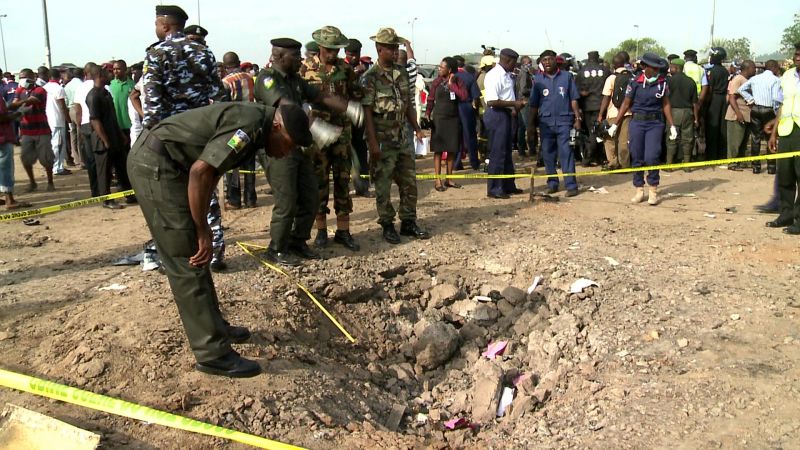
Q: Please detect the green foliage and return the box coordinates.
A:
[704,37,752,62]
[603,38,667,62]
[781,12,800,54]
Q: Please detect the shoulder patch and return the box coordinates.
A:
[227,129,251,153]
[263,76,274,89]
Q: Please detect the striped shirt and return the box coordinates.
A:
[222,69,255,103]
[14,86,50,136]
[737,70,781,110]
[406,58,418,87]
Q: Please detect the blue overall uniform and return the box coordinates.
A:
[483,65,518,196]
[530,70,579,191]
[626,73,669,187]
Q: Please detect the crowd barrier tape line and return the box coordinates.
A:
[357,151,800,180]
[0,189,135,222]
[237,242,357,344]
[0,368,304,450]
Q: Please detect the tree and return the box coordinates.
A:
[781,12,800,55]
[603,38,667,63]
[703,37,752,62]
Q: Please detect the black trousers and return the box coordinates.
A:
[351,123,370,193]
[705,94,727,160]
[79,124,98,197]
[777,124,800,225]
[749,106,777,172]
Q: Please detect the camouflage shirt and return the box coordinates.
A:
[302,55,361,125]
[361,62,411,146]
[142,31,228,129]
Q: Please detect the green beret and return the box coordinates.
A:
[306,41,319,53]
[670,58,685,67]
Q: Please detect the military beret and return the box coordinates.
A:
[278,104,313,147]
[184,25,208,37]
[271,38,302,49]
[670,58,685,67]
[306,41,319,53]
[500,48,519,60]
[345,39,362,53]
[155,5,188,21]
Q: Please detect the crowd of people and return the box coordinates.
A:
[0,5,798,377]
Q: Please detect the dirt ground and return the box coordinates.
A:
[1,146,799,450]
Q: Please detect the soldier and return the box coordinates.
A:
[143,5,230,271]
[303,26,361,252]
[128,102,312,377]
[254,37,363,266]
[361,27,430,244]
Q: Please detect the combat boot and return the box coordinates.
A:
[400,220,431,239]
[647,186,659,206]
[334,230,360,251]
[382,224,401,244]
[314,229,328,247]
[631,187,646,203]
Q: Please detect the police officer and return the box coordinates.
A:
[184,25,208,45]
[143,5,229,271]
[704,47,729,161]
[302,27,362,252]
[254,37,363,265]
[529,49,582,197]
[361,27,430,244]
[576,51,609,166]
[612,53,676,206]
[128,102,313,377]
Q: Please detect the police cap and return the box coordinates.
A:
[155,5,188,21]
[500,48,519,60]
[683,49,698,57]
[184,25,208,37]
[278,104,313,147]
[271,38,302,50]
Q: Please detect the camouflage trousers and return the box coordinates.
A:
[314,134,353,220]
[370,144,418,226]
[207,190,224,263]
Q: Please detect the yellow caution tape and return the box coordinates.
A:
[357,151,800,180]
[237,242,356,343]
[0,368,304,450]
[0,189,135,222]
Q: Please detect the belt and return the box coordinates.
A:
[489,107,511,113]
[751,105,774,112]
[374,112,401,121]
[632,113,663,122]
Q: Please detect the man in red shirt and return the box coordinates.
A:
[11,68,54,192]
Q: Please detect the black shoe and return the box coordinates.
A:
[752,164,762,174]
[382,224,401,244]
[227,325,251,344]
[196,351,261,378]
[314,229,328,247]
[125,195,138,204]
[210,260,227,272]
[334,230,360,251]
[565,189,579,197]
[509,188,524,195]
[766,217,794,228]
[103,200,124,210]
[755,203,779,214]
[487,193,510,199]
[784,224,800,235]
[546,186,558,194]
[288,241,321,260]
[265,248,302,267]
[767,165,776,175]
[400,220,430,240]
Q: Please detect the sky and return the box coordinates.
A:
[0,0,795,72]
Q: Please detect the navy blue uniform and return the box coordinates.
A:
[626,73,669,187]
[529,70,579,191]
[455,69,481,170]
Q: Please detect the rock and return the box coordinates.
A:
[452,300,499,326]
[429,283,461,309]
[500,286,526,305]
[730,314,741,321]
[459,323,488,342]
[445,428,470,447]
[413,319,460,370]
[508,394,534,420]
[496,299,515,317]
[384,403,406,431]
[482,259,514,275]
[78,360,106,379]
[471,359,504,423]
[677,339,689,348]
[0,331,15,341]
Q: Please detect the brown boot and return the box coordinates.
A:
[647,186,659,206]
[631,187,646,203]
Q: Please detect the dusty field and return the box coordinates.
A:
[1,146,799,450]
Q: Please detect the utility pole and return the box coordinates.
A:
[41,0,52,67]
[197,0,201,25]
[634,24,640,60]
[408,17,418,44]
[0,15,7,70]
[710,0,716,45]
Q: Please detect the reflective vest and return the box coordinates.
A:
[777,68,800,137]
[684,62,703,95]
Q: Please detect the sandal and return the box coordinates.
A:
[435,184,446,192]
[445,182,462,189]
[22,218,40,226]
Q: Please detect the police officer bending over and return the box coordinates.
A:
[127,102,312,378]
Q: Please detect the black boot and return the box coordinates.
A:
[400,220,431,239]
[288,241,321,260]
[314,229,328,247]
[767,161,776,174]
[752,162,762,174]
[382,224,401,244]
[334,230,360,251]
[196,351,261,378]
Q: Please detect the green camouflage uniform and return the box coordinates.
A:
[303,55,361,228]
[361,63,418,226]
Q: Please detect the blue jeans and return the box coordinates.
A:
[0,143,14,193]
[628,119,664,187]
[484,108,517,195]
[540,122,577,190]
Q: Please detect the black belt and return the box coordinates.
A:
[374,112,401,121]
[632,113,663,121]
[751,105,774,112]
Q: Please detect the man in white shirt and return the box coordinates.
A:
[63,68,84,168]
[73,63,100,197]
[483,48,526,199]
[42,68,71,176]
